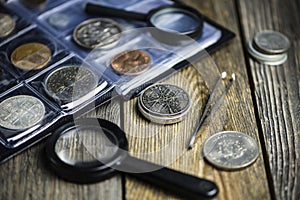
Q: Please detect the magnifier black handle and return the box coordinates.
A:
[85,3,147,21]
[121,156,218,199]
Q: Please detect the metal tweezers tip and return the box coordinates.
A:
[221,71,227,79]
[231,73,236,81]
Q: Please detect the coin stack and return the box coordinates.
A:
[248,30,290,65]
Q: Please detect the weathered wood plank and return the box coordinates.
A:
[0,102,123,200]
[237,0,300,199]
[123,0,271,199]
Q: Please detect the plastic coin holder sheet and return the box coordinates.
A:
[0,0,234,162]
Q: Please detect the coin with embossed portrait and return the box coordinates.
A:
[10,42,52,71]
[73,18,121,49]
[203,131,259,170]
[0,95,45,130]
[138,84,191,124]
[0,13,15,38]
[44,65,98,103]
[111,49,151,75]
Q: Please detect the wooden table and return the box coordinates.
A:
[1,0,299,199]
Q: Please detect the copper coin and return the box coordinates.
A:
[111,50,151,75]
[10,42,52,71]
[0,13,15,38]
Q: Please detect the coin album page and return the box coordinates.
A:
[0,0,234,162]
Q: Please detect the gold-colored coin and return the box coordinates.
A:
[110,49,151,75]
[0,13,15,38]
[10,42,52,71]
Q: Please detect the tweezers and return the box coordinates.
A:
[187,72,235,150]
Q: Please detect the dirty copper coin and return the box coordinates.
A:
[138,84,191,124]
[0,13,15,38]
[111,50,151,75]
[0,95,45,130]
[73,18,121,49]
[203,131,259,170]
[44,65,98,103]
[253,30,290,54]
[10,42,52,71]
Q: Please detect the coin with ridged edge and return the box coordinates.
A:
[0,95,45,130]
[203,131,259,170]
[10,42,52,71]
[0,13,15,38]
[111,49,151,75]
[247,40,288,65]
[44,65,98,103]
[138,84,191,124]
[253,30,290,54]
[73,18,121,49]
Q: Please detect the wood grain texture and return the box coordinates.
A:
[122,0,270,199]
[0,102,123,200]
[237,0,300,199]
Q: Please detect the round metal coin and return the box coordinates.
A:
[0,13,15,38]
[73,18,121,49]
[203,131,259,170]
[253,30,290,54]
[10,42,52,71]
[48,13,70,28]
[0,95,45,130]
[248,40,288,65]
[111,50,151,75]
[44,65,98,103]
[138,84,191,124]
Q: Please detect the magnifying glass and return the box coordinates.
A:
[85,3,204,45]
[45,118,218,199]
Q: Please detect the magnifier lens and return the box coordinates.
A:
[150,8,200,34]
[54,126,119,166]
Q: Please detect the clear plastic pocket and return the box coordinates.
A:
[0,5,31,44]
[0,83,62,148]
[0,27,68,79]
[27,55,112,112]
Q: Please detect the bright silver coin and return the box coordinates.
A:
[248,40,288,65]
[253,30,290,54]
[44,65,98,103]
[73,18,121,49]
[0,95,45,130]
[0,13,15,38]
[138,84,191,124]
[203,131,259,170]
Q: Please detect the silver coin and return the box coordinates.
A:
[0,95,45,130]
[0,13,15,38]
[73,18,122,49]
[138,84,191,124]
[44,65,98,103]
[253,30,290,54]
[48,13,70,28]
[248,40,288,65]
[203,131,259,170]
